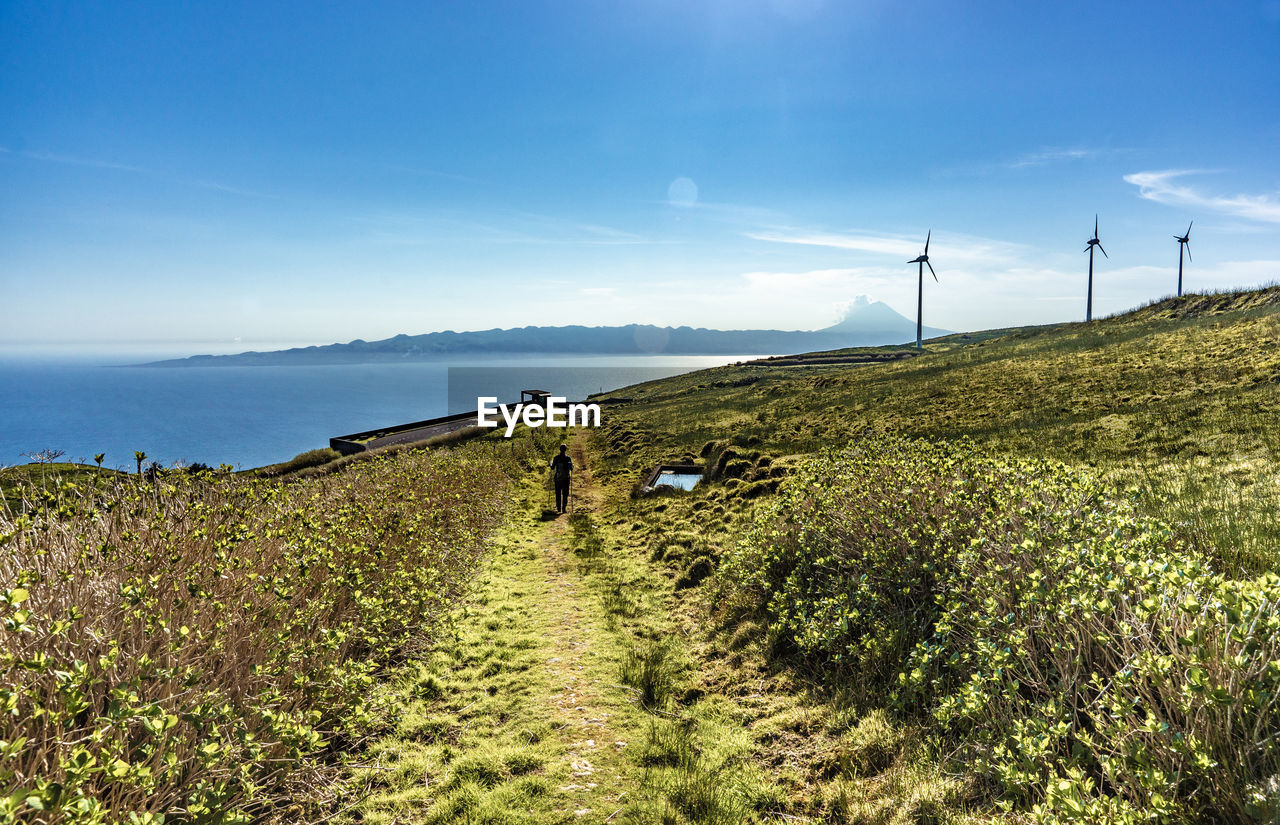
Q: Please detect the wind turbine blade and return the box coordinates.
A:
[924,230,931,255]
[926,260,937,281]
[1187,221,1193,237]
[1097,243,1108,258]
[1185,244,1191,262]
[1095,214,1099,236]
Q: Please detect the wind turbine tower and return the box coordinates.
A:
[1084,215,1107,321]
[908,230,937,348]
[1175,221,1193,297]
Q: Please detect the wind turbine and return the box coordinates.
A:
[1084,215,1107,321]
[1175,221,1193,297]
[908,230,937,349]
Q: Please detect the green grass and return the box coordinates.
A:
[600,288,1280,465]
[556,286,1280,822]
[340,477,653,824]
[717,435,1280,821]
[10,286,1279,823]
[0,461,126,510]
[581,441,982,823]
[332,447,819,824]
[595,287,1280,574]
[620,639,681,711]
[257,285,1280,822]
[254,446,340,476]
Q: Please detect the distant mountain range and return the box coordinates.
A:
[144,297,951,366]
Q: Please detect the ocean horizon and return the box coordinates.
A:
[0,350,756,471]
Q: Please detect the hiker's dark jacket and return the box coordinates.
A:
[551,454,573,482]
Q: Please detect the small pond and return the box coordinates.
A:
[654,470,702,491]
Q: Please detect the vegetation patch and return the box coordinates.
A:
[254,446,340,476]
[0,446,512,822]
[723,434,1280,821]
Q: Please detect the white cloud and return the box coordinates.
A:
[1123,170,1280,224]
[748,230,916,256]
[353,208,652,247]
[939,146,1129,178]
[1008,146,1112,168]
[2,146,282,200]
[3,148,149,173]
[746,228,1026,265]
[734,251,1280,333]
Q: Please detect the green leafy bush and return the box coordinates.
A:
[723,435,1280,822]
[0,447,509,822]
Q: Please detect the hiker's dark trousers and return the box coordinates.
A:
[555,479,570,512]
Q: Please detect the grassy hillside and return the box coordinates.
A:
[4,286,1279,824]
[596,286,1280,573]
[556,286,1280,823]
[601,287,1280,462]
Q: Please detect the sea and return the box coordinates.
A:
[0,345,757,471]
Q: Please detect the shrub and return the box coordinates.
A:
[722,435,1280,822]
[0,447,509,821]
[257,446,341,476]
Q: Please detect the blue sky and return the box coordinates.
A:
[2,0,1279,350]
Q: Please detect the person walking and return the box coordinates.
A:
[550,444,573,514]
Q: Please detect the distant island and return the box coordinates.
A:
[144,297,951,366]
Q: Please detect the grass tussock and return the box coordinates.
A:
[568,512,605,560]
[626,703,788,825]
[620,639,681,712]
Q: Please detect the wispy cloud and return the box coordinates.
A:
[640,196,792,228]
[355,208,653,247]
[504,208,649,245]
[939,146,1129,178]
[1123,170,1280,224]
[748,230,916,257]
[746,228,1027,265]
[188,179,280,199]
[1008,146,1119,169]
[1,146,278,200]
[363,160,478,184]
[1,147,149,174]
